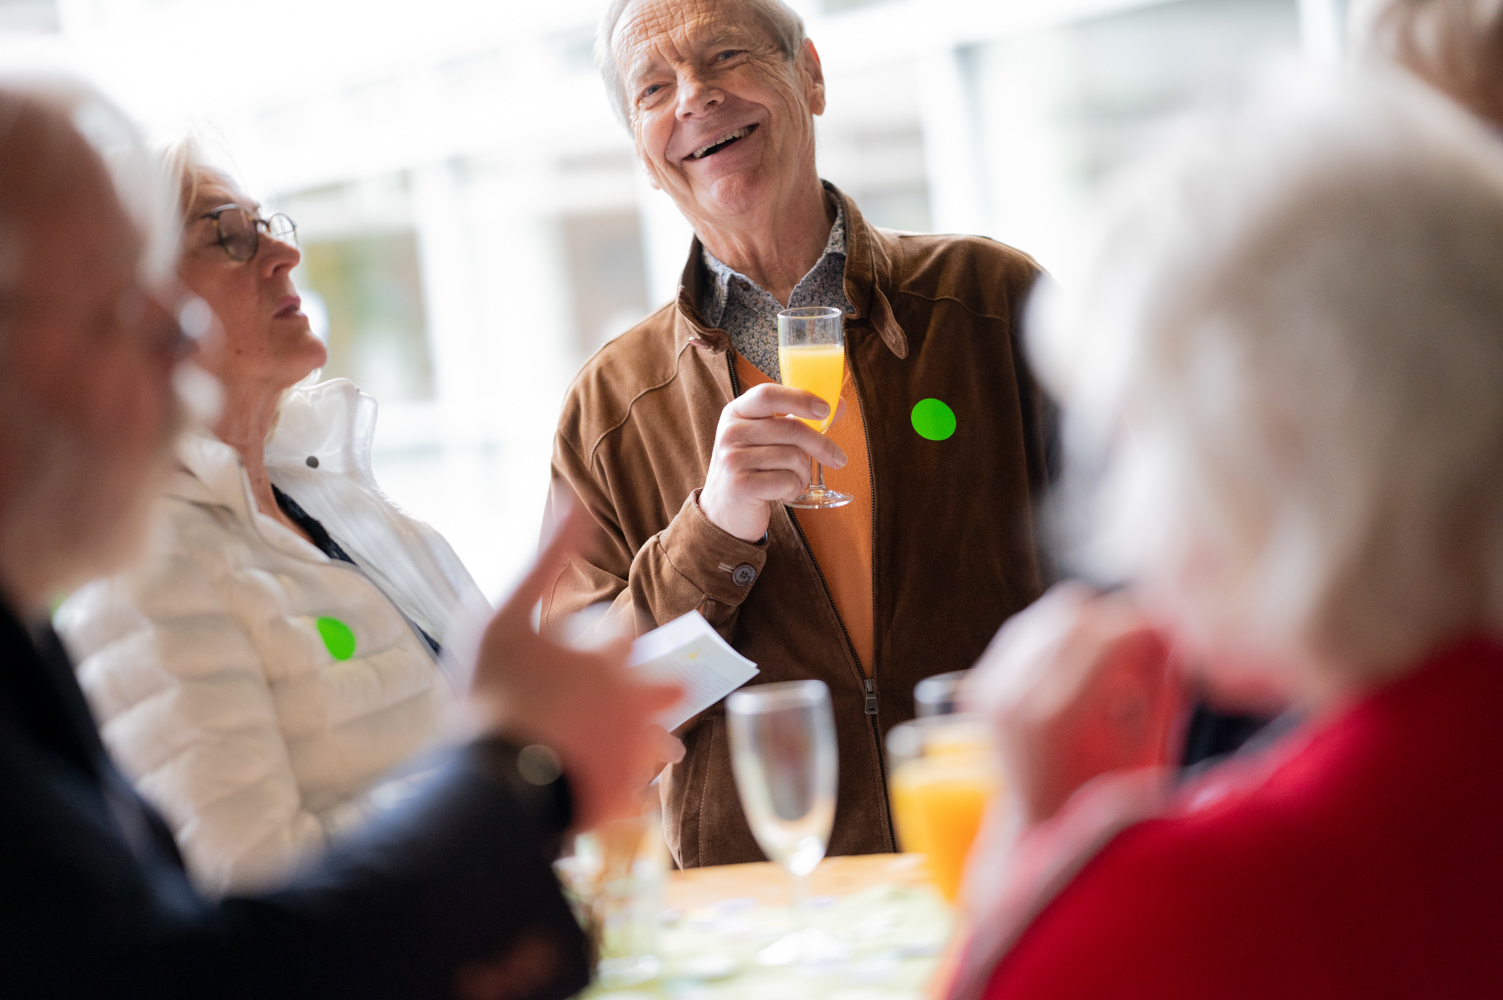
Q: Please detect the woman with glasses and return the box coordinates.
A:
[54,143,493,895]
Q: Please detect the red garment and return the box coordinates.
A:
[982,636,1503,999]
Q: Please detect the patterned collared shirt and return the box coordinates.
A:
[698,188,855,382]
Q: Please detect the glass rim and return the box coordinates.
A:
[914,669,969,705]
[885,712,991,757]
[727,678,831,714]
[888,711,988,733]
[777,306,843,320]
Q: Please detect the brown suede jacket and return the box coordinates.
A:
[543,188,1054,868]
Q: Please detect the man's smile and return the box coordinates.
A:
[685,123,758,161]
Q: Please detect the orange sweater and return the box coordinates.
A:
[734,351,874,675]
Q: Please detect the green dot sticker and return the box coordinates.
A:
[911,398,957,441]
[316,616,356,661]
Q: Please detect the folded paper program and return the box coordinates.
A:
[630,612,759,732]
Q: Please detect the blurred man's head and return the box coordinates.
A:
[0,82,184,612]
[597,0,826,232]
[1353,0,1503,127]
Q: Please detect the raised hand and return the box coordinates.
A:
[964,583,1185,831]
[698,383,847,542]
[469,502,682,830]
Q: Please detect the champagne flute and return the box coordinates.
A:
[778,306,852,509]
[727,680,846,966]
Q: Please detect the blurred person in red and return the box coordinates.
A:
[0,77,677,999]
[940,73,1503,999]
[548,0,1056,869]
[1355,0,1503,126]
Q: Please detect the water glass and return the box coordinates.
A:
[560,795,667,987]
[727,679,843,964]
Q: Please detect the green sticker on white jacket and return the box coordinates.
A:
[316,616,356,661]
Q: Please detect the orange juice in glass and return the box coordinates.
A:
[778,343,844,433]
[777,306,851,509]
[887,715,1000,903]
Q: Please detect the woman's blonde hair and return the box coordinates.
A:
[1036,72,1503,682]
[161,135,222,223]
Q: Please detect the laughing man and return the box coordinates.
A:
[544,0,1056,867]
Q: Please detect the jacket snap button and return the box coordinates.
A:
[306,455,320,468]
[732,564,757,587]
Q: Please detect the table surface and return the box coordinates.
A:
[663,853,936,910]
[584,853,954,1000]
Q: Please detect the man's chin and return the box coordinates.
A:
[687,170,772,222]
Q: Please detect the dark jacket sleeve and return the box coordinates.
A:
[0,729,590,1000]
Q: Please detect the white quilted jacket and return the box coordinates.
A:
[55,379,492,895]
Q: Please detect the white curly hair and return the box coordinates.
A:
[1034,71,1503,684]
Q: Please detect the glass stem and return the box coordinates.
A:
[793,869,812,934]
[809,457,826,493]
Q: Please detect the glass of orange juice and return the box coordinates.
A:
[887,715,1001,903]
[777,306,851,509]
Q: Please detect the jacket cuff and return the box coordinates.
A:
[466,737,575,858]
[659,489,769,607]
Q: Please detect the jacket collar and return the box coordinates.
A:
[671,182,908,360]
[170,432,310,559]
[169,431,257,524]
[168,385,371,563]
[263,378,378,484]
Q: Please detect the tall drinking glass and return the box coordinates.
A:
[778,306,852,509]
[886,714,1001,904]
[727,680,845,965]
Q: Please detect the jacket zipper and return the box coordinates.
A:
[842,351,895,849]
[727,350,741,396]
[727,348,897,852]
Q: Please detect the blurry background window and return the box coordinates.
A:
[300,231,437,403]
[0,0,57,33]
[970,0,1301,269]
[562,210,650,356]
[0,0,1340,597]
[822,0,894,13]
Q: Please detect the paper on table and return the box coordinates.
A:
[630,610,759,732]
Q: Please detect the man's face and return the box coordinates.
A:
[615,0,825,228]
[0,148,185,605]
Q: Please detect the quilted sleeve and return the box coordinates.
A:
[57,548,326,896]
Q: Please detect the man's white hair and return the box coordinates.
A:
[594,0,806,127]
[0,76,176,310]
[1034,72,1503,680]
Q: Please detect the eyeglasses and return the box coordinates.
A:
[198,204,298,262]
